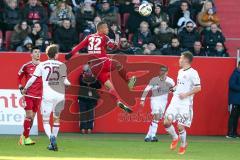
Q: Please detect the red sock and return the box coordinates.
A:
[23,118,32,138]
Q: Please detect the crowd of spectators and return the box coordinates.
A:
[0,0,229,57]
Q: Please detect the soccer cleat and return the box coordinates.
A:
[50,135,58,151]
[47,144,55,151]
[151,136,158,142]
[170,137,179,150]
[117,101,133,113]
[128,76,137,90]
[144,137,151,142]
[24,137,36,145]
[178,143,188,155]
[18,135,25,145]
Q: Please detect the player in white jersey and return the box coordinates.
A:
[23,45,71,151]
[163,51,201,155]
[140,66,175,142]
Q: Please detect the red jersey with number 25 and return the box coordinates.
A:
[18,61,42,98]
[70,33,117,58]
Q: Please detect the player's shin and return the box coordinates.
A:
[150,120,159,138]
[43,117,52,139]
[23,117,32,138]
[164,124,178,140]
[52,121,60,138]
[179,127,187,147]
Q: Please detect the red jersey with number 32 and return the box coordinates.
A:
[70,33,116,58]
[18,61,42,98]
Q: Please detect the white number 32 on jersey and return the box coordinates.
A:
[88,37,101,51]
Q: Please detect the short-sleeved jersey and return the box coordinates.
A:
[33,60,67,98]
[18,61,42,98]
[70,33,116,58]
[141,76,175,103]
[171,67,201,105]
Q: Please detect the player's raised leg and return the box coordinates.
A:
[104,79,133,113]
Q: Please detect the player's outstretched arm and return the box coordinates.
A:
[65,37,89,60]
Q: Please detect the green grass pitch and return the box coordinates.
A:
[0,133,239,160]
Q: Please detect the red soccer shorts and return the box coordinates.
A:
[24,96,41,113]
[90,58,117,84]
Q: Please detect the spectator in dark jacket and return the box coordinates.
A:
[16,37,33,52]
[161,37,185,56]
[78,64,101,134]
[29,22,48,51]
[191,41,207,56]
[10,21,32,50]
[133,21,153,48]
[172,1,194,28]
[227,61,240,138]
[153,21,175,49]
[97,0,118,24]
[149,3,169,31]
[178,21,200,51]
[75,0,96,34]
[209,42,229,57]
[126,3,150,34]
[54,19,78,53]
[203,23,225,52]
[23,0,48,30]
[3,0,21,30]
[118,0,132,14]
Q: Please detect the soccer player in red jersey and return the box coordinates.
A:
[65,21,136,113]
[17,47,42,145]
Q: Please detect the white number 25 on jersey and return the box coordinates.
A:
[88,37,101,51]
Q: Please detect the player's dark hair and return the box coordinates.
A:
[182,51,194,63]
[97,21,107,30]
[160,65,168,72]
[46,44,59,59]
[171,36,179,42]
[31,46,40,53]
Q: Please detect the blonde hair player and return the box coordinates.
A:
[163,51,201,155]
[23,44,71,151]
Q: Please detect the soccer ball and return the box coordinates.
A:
[139,3,152,16]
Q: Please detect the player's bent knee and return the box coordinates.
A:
[153,114,161,121]
[163,119,171,128]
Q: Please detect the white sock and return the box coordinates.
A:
[52,122,60,138]
[146,125,152,138]
[150,120,159,137]
[165,125,178,140]
[146,120,158,138]
[43,122,51,139]
[179,129,187,147]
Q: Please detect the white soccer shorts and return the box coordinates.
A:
[165,102,193,128]
[150,96,167,116]
[41,95,65,118]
